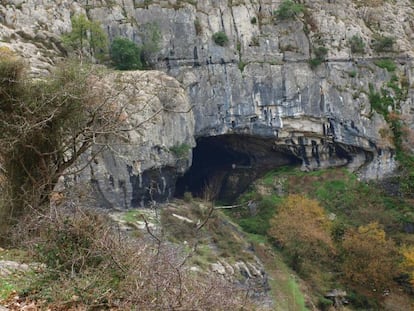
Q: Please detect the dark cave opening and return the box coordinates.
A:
[174,135,302,203]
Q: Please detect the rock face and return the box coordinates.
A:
[2,0,414,205]
[86,0,414,179]
[71,71,195,208]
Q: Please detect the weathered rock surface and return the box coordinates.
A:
[2,0,414,205]
[67,70,195,208]
[84,0,414,179]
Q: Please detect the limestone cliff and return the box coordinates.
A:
[67,70,195,208]
[1,0,413,206]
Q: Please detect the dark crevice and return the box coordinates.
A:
[175,134,301,203]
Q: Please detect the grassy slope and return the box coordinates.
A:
[225,165,414,310]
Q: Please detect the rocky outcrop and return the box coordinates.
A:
[2,0,414,205]
[85,0,414,179]
[66,70,195,208]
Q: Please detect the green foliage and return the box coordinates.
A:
[183,191,193,202]
[194,18,202,35]
[374,58,396,72]
[62,14,108,61]
[0,58,88,219]
[348,70,357,78]
[139,22,162,67]
[34,211,107,272]
[169,143,191,158]
[349,35,365,54]
[286,277,308,311]
[110,23,161,70]
[144,0,153,7]
[110,37,142,70]
[238,61,247,72]
[229,165,414,308]
[317,295,333,310]
[227,191,281,236]
[309,46,328,69]
[274,0,305,20]
[368,83,393,116]
[372,35,395,52]
[212,31,229,46]
[250,16,257,24]
[0,279,15,299]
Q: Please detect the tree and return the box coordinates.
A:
[274,0,305,20]
[401,246,414,286]
[110,37,142,70]
[0,51,122,234]
[341,222,398,291]
[139,22,161,67]
[63,14,108,61]
[349,35,365,54]
[268,194,334,269]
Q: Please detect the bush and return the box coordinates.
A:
[17,205,255,310]
[274,0,305,20]
[374,58,396,72]
[212,31,229,46]
[349,35,365,54]
[110,37,142,70]
[169,143,191,158]
[139,22,161,67]
[372,35,395,52]
[0,56,118,231]
[268,195,335,269]
[309,46,328,69]
[341,222,398,292]
[62,14,108,61]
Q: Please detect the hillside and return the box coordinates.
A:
[1,0,414,310]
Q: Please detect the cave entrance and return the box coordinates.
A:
[175,135,301,203]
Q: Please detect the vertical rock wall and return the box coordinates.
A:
[2,0,414,205]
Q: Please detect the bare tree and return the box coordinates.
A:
[0,50,164,235]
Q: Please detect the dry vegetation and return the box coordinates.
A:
[1,192,256,310]
[0,49,259,310]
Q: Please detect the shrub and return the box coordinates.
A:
[169,143,191,158]
[250,16,257,24]
[268,195,334,270]
[349,35,365,54]
[62,14,108,61]
[274,0,305,20]
[401,246,414,287]
[0,56,120,233]
[212,31,229,46]
[374,58,396,72]
[341,222,398,292]
[17,205,255,310]
[309,46,328,69]
[139,22,161,67]
[372,35,395,52]
[110,37,142,70]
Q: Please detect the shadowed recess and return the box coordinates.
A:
[175,134,301,203]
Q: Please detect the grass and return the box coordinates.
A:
[122,209,143,222]
[0,279,14,300]
[286,277,308,311]
[252,239,311,311]
[374,59,396,72]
